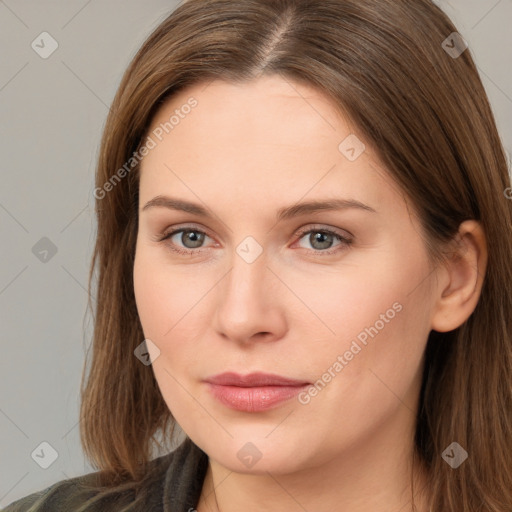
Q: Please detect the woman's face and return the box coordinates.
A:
[133,75,438,474]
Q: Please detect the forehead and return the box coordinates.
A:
[148,75,349,148]
[139,75,408,221]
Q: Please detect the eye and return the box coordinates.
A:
[158,227,214,255]
[157,224,353,256]
[294,226,353,255]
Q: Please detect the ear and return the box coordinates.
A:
[430,220,488,333]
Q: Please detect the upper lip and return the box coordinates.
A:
[204,372,310,387]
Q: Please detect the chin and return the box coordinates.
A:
[197,433,315,475]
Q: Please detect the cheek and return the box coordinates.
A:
[307,284,406,386]
[292,278,429,454]
[133,254,166,338]
[133,249,207,418]
[133,246,215,368]
[295,256,430,400]
[134,247,190,338]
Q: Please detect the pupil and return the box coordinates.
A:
[184,230,203,248]
[312,232,332,249]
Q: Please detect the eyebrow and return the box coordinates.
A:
[141,195,377,220]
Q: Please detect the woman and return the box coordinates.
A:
[4,0,511,510]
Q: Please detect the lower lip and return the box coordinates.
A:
[206,383,309,412]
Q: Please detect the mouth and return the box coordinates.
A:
[203,372,311,412]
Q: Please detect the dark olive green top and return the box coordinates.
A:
[2,438,209,512]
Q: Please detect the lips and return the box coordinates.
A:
[204,371,310,387]
[203,372,311,412]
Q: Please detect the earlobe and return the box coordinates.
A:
[430,220,488,333]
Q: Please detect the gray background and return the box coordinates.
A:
[1,0,511,507]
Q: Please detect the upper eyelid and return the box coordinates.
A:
[295,224,352,238]
[162,223,215,241]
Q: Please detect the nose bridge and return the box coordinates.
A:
[213,238,285,342]
[224,242,270,311]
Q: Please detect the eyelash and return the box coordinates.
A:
[156,224,353,257]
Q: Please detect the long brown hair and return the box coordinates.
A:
[80,0,512,509]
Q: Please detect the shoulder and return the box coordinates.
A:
[2,438,208,512]
[1,471,111,512]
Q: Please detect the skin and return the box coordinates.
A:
[133,75,487,512]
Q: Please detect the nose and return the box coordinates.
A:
[212,247,288,345]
